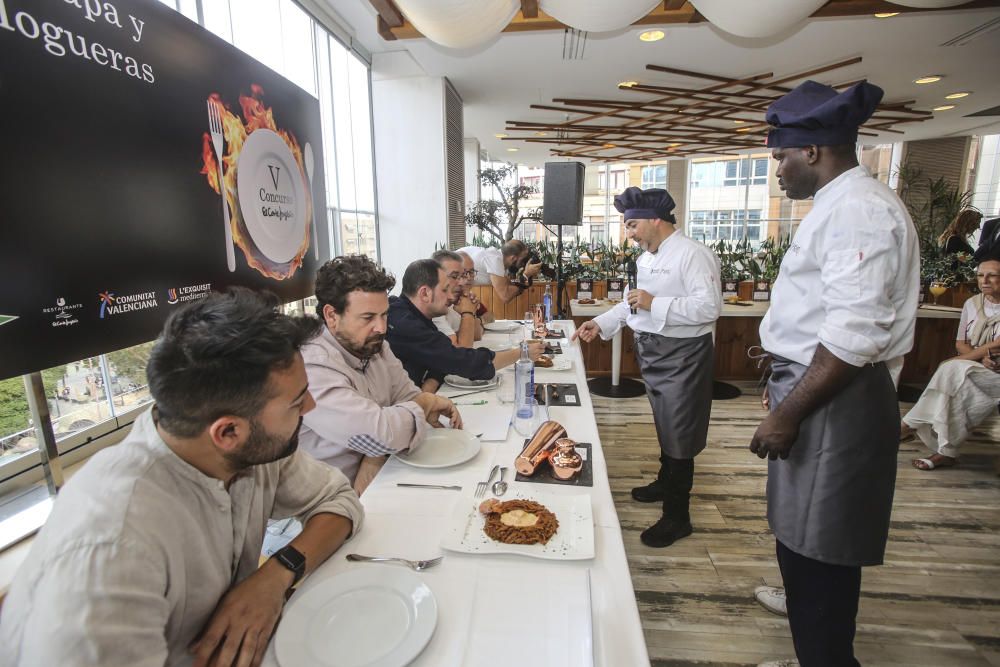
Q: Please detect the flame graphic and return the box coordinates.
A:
[200,85,311,280]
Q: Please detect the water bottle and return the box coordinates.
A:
[543,284,553,323]
[514,341,535,419]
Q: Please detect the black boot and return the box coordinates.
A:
[640,457,694,548]
[631,454,670,502]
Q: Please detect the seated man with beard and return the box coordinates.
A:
[0,288,364,667]
[298,255,463,493]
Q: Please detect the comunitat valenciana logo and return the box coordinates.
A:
[43,297,83,328]
[166,284,212,305]
[99,290,158,319]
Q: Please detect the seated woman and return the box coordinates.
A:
[939,209,983,256]
[902,258,1000,470]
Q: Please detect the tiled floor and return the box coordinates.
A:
[595,381,1000,667]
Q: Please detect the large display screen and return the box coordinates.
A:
[0,0,329,378]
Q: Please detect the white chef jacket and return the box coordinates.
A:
[458,246,505,286]
[593,231,722,339]
[760,165,920,371]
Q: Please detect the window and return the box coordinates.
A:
[520,176,541,190]
[723,158,768,187]
[599,169,627,192]
[589,224,607,243]
[688,209,763,243]
[641,165,667,190]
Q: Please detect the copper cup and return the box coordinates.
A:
[514,421,567,476]
[548,438,583,481]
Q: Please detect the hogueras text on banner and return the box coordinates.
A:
[0,0,329,379]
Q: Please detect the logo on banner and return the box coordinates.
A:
[0,315,18,327]
[166,284,212,305]
[43,297,83,328]
[99,290,158,319]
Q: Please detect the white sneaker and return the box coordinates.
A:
[754,585,787,616]
[757,661,799,667]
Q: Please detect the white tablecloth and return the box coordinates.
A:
[264,321,649,667]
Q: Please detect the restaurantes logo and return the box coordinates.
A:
[99,290,157,319]
[42,296,83,328]
[166,283,212,305]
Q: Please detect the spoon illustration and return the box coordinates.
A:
[303,142,319,260]
[492,467,508,496]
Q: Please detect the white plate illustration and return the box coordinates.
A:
[236,128,307,264]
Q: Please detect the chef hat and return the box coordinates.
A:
[765,80,883,148]
[613,187,676,222]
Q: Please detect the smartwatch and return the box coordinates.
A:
[273,545,306,586]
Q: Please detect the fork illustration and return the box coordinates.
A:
[207,100,236,272]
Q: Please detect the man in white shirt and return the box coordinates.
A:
[573,187,722,549]
[458,239,542,304]
[298,255,462,494]
[0,289,365,667]
[750,80,919,667]
[431,249,483,347]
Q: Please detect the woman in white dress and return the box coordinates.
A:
[903,258,1000,470]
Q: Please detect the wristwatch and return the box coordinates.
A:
[273,545,306,586]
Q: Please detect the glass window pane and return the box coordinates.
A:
[231,0,283,72]
[316,30,338,209]
[104,343,155,414]
[330,42,357,211]
[348,54,375,211]
[279,0,316,95]
[178,0,199,20]
[0,377,36,464]
[203,0,233,42]
[38,357,112,439]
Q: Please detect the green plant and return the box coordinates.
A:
[464,166,542,244]
[897,162,975,259]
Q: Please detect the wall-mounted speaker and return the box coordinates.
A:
[542,161,585,227]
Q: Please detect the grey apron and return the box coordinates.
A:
[634,332,714,459]
[767,355,899,567]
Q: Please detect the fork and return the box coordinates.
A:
[475,464,500,499]
[207,100,236,272]
[346,554,444,571]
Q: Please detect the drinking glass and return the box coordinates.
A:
[497,368,517,404]
[929,281,947,305]
[514,398,549,437]
[523,310,533,341]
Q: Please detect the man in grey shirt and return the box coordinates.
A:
[0,289,364,667]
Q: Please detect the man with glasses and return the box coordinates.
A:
[458,239,542,304]
[431,249,483,347]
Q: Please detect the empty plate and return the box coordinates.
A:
[444,375,498,390]
[395,429,481,468]
[274,567,437,667]
[483,321,520,332]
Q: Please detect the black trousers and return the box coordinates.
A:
[776,540,862,667]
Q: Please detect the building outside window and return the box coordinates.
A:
[598,169,627,192]
[641,165,667,190]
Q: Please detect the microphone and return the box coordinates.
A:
[625,258,638,315]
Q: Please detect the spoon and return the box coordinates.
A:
[303,142,319,260]
[492,467,508,496]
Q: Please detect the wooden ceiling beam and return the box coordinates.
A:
[520,0,538,19]
[367,0,404,28]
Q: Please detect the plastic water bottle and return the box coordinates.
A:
[543,284,553,323]
[514,341,535,419]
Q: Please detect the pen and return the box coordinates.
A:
[453,399,488,406]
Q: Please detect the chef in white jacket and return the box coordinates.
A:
[573,187,721,548]
[750,80,919,667]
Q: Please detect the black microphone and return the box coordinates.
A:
[625,258,638,315]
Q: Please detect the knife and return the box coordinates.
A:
[397,483,463,491]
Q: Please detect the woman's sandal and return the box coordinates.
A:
[912,456,958,471]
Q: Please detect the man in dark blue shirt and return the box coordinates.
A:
[387,259,543,392]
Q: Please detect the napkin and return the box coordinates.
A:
[462,565,594,667]
[457,404,512,441]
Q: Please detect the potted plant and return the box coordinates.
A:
[715,239,740,299]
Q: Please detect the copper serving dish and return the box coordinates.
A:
[514,421,567,475]
[548,438,583,481]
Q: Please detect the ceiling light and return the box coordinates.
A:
[534,131,548,136]
[914,75,942,84]
[639,30,664,42]
[736,127,753,133]
[933,104,955,111]
[506,147,519,152]
[669,143,681,147]
[945,91,970,99]
[619,80,639,88]
[733,120,745,124]
[495,133,508,138]
[603,143,617,148]
[874,12,899,18]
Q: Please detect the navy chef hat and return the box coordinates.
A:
[765,80,883,148]
[614,187,676,222]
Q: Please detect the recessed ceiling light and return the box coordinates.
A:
[874,12,899,18]
[733,120,745,124]
[619,80,639,88]
[945,91,970,99]
[639,30,664,42]
[914,75,942,84]
[534,131,548,136]
[933,104,955,111]
[506,147,519,152]
[669,143,681,147]
[603,143,617,148]
[495,133,508,138]
[736,127,753,133]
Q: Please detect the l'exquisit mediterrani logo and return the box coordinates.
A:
[165,284,212,305]
[167,289,179,305]
[99,291,116,319]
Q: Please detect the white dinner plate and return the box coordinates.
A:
[394,429,481,468]
[236,128,308,263]
[441,490,595,560]
[536,356,572,372]
[483,321,520,332]
[444,375,498,390]
[274,567,437,667]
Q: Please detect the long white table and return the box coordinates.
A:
[264,320,649,667]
